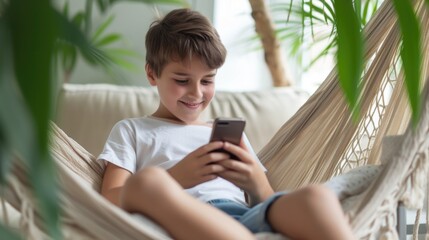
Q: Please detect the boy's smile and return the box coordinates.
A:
[180,100,203,109]
[147,56,217,125]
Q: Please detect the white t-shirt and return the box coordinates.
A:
[98,116,264,205]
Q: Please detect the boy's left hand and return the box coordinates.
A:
[216,141,274,206]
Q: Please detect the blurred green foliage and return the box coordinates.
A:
[267,0,424,124]
[0,0,186,239]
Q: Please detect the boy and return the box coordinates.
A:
[99,8,354,240]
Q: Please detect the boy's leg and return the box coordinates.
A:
[121,167,254,240]
[267,185,354,240]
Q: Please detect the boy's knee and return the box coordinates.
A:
[137,167,169,186]
[302,185,334,197]
[273,185,337,209]
[130,167,171,193]
[299,185,339,208]
[121,167,171,210]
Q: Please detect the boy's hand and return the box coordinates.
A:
[167,141,230,189]
[217,141,274,206]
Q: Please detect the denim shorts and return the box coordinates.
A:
[207,192,287,233]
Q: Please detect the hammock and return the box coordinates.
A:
[2,0,429,239]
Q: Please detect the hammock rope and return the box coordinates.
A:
[258,0,428,191]
[2,0,429,239]
[348,81,429,239]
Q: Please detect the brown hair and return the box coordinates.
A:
[145,8,227,77]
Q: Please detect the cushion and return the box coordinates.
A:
[55,84,309,156]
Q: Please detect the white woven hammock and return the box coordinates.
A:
[2,0,429,239]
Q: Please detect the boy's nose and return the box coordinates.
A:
[188,84,203,98]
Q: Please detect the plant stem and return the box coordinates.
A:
[85,0,93,35]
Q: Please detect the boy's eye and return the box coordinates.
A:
[201,80,213,85]
[174,79,188,85]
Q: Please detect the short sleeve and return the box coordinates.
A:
[97,120,137,173]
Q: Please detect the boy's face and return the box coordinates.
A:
[147,56,217,124]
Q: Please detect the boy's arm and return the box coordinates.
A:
[101,162,132,207]
[245,180,274,207]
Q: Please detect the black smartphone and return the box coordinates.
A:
[209,117,246,159]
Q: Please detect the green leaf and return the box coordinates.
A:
[286,0,293,22]
[107,55,139,71]
[0,20,12,185]
[309,0,315,39]
[0,224,22,240]
[269,0,381,80]
[334,0,363,120]
[54,9,111,66]
[91,15,115,43]
[393,0,421,126]
[95,0,109,13]
[59,42,78,72]
[7,1,62,239]
[304,3,334,23]
[81,45,113,67]
[301,0,305,44]
[105,48,141,70]
[62,1,69,18]
[84,0,93,35]
[0,17,36,180]
[362,0,371,26]
[0,128,13,184]
[72,11,86,30]
[354,0,362,29]
[318,0,335,22]
[94,33,121,47]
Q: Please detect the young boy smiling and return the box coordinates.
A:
[99,8,354,240]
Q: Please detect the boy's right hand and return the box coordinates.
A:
[167,141,229,189]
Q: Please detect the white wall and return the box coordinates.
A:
[213,0,273,91]
[59,0,332,92]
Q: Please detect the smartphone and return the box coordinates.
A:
[209,117,246,159]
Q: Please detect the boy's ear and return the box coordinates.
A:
[145,64,157,86]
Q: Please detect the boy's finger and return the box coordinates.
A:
[223,142,252,163]
[217,170,246,183]
[218,158,247,171]
[239,139,249,151]
[200,163,225,175]
[202,152,230,165]
[192,141,224,157]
